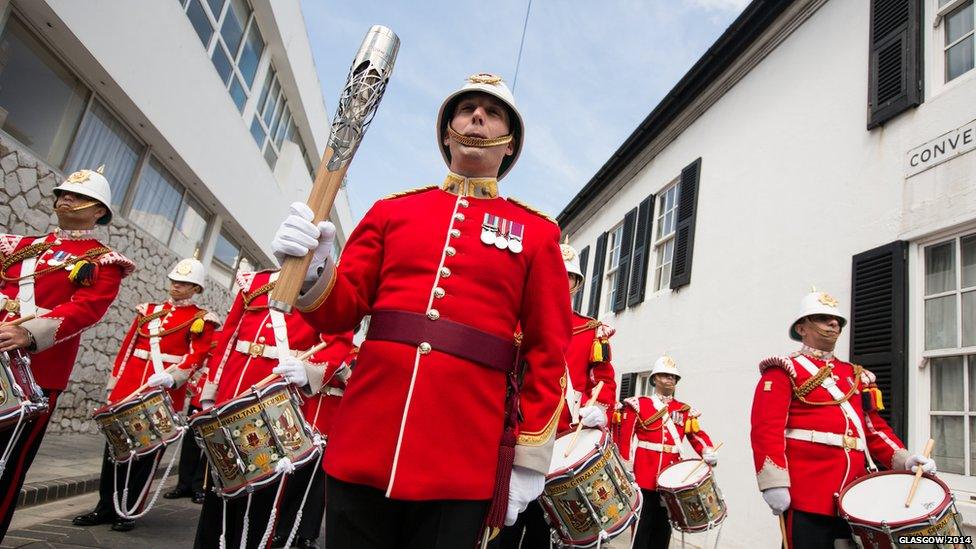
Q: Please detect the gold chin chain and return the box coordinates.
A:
[447,126,513,148]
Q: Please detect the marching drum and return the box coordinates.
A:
[657,459,727,533]
[0,349,48,431]
[539,428,642,548]
[189,379,318,498]
[839,470,971,549]
[93,388,185,463]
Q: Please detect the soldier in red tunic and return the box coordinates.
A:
[193,269,344,549]
[72,258,218,531]
[494,242,617,548]
[616,356,717,549]
[0,167,133,537]
[272,73,571,548]
[750,290,936,547]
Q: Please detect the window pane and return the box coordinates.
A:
[186,0,214,46]
[926,295,958,350]
[211,45,233,85]
[931,415,965,474]
[169,195,209,258]
[263,144,278,168]
[256,69,274,113]
[213,230,240,268]
[932,356,965,410]
[229,76,247,112]
[238,20,264,85]
[946,3,974,45]
[249,116,267,148]
[206,0,225,18]
[64,100,143,206]
[274,110,290,148]
[971,416,976,476]
[964,291,976,347]
[926,241,956,295]
[220,0,247,56]
[263,82,280,123]
[970,356,976,411]
[129,159,183,244]
[963,234,976,288]
[0,17,89,166]
[947,35,975,82]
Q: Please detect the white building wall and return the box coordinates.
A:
[566,0,976,545]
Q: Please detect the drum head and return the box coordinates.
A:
[840,472,949,526]
[549,429,606,475]
[658,459,709,490]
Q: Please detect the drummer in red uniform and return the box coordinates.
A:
[271,73,571,548]
[616,355,717,549]
[494,241,617,548]
[750,289,936,547]
[0,166,134,537]
[72,258,218,532]
[193,269,343,549]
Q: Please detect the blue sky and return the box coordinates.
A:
[300,0,750,221]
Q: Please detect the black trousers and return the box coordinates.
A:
[0,389,59,540]
[194,479,283,549]
[633,490,671,549]
[783,509,853,549]
[176,407,206,494]
[490,500,550,549]
[324,475,489,549]
[275,461,325,541]
[92,444,158,519]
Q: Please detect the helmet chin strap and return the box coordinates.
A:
[447,126,512,148]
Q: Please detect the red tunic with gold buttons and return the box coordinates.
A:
[616,395,714,491]
[300,332,354,437]
[297,174,572,501]
[106,300,219,411]
[0,230,133,390]
[750,348,907,515]
[559,312,617,432]
[202,270,336,405]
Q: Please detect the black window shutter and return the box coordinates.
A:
[587,232,608,317]
[613,209,637,313]
[670,158,702,290]
[867,0,923,129]
[572,246,590,313]
[619,372,637,400]
[627,195,655,307]
[850,240,908,440]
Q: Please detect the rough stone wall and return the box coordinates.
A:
[0,133,235,434]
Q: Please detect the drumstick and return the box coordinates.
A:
[253,341,330,387]
[0,314,36,328]
[563,381,604,458]
[681,441,724,483]
[115,364,181,405]
[779,515,789,549]
[904,438,935,507]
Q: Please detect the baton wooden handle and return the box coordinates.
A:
[563,381,605,458]
[904,438,935,507]
[0,314,36,328]
[253,340,330,388]
[682,441,723,482]
[269,156,349,313]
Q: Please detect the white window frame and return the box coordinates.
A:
[914,222,976,495]
[652,180,679,292]
[603,223,625,314]
[929,0,976,97]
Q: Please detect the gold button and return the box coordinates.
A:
[419,342,432,354]
[454,213,465,222]
[458,199,469,208]
[265,322,272,328]
[445,246,456,257]
[426,309,440,321]
[450,229,460,238]
[439,267,451,278]
[433,287,445,298]
[258,336,266,343]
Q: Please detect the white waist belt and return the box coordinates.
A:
[322,387,344,397]
[785,428,864,451]
[234,340,289,359]
[133,349,183,363]
[637,441,681,454]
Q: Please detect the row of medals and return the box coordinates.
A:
[481,215,524,254]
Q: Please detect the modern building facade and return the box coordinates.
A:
[559,0,976,544]
[0,0,352,433]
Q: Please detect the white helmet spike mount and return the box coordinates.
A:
[168,258,207,290]
[790,289,848,341]
[53,168,114,225]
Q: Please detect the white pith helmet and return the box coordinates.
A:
[790,288,848,341]
[168,258,207,289]
[561,241,583,291]
[53,166,113,225]
[436,73,523,180]
[650,355,681,382]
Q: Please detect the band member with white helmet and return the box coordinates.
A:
[72,258,218,532]
[750,289,936,547]
[616,355,717,549]
[271,73,571,548]
[0,166,134,536]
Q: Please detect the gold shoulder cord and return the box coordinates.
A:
[792,364,863,406]
[137,311,206,338]
[243,281,276,311]
[638,406,668,429]
[1,244,110,282]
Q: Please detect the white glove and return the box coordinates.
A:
[702,449,718,466]
[578,405,607,428]
[147,372,175,389]
[762,487,790,515]
[273,356,309,387]
[505,466,545,526]
[271,202,336,281]
[905,454,937,474]
[201,399,215,410]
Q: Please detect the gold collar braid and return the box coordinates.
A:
[442,173,498,198]
[447,126,513,148]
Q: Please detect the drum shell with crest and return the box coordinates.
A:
[656,458,727,533]
[539,428,642,548]
[92,388,185,463]
[189,379,318,499]
[0,350,48,431]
